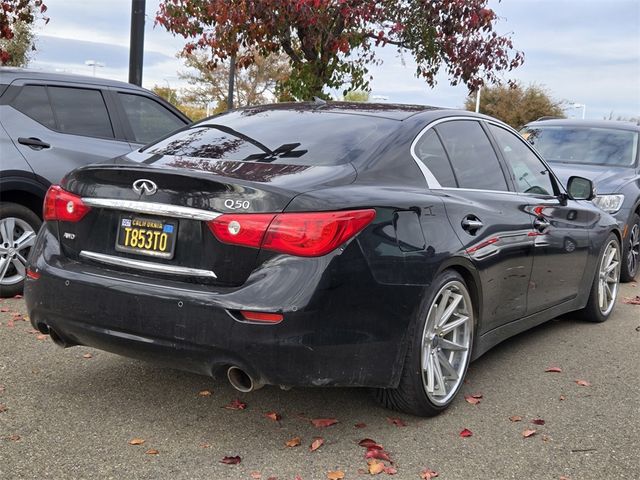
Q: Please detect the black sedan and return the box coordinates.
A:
[25,103,621,417]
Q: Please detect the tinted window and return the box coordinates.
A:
[436,120,508,191]
[523,126,638,167]
[12,85,56,129]
[489,124,555,196]
[48,86,114,138]
[145,110,393,166]
[414,129,457,187]
[119,93,185,144]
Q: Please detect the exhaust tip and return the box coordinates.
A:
[227,366,262,393]
[48,327,75,348]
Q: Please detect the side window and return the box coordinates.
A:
[489,124,555,196]
[413,129,457,187]
[48,86,114,138]
[118,93,185,144]
[435,120,509,191]
[12,85,56,129]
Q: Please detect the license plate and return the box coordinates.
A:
[115,215,178,259]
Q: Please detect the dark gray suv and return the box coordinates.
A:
[0,68,190,296]
[522,119,640,282]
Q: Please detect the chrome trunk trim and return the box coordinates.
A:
[81,198,221,221]
[79,251,218,278]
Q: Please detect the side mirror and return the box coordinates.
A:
[567,176,595,201]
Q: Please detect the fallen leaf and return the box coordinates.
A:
[365,449,392,462]
[367,459,385,475]
[200,443,211,448]
[354,422,367,429]
[358,438,382,449]
[0,404,7,413]
[386,417,407,427]
[198,390,213,397]
[14,294,23,299]
[27,329,40,334]
[509,415,523,422]
[522,429,537,438]
[82,353,93,359]
[7,319,14,328]
[327,471,345,480]
[36,334,47,341]
[622,295,640,305]
[311,418,338,428]
[265,411,281,422]
[145,449,159,455]
[559,395,566,401]
[128,438,145,445]
[559,476,570,480]
[250,472,262,479]
[575,380,591,387]
[545,366,562,373]
[420,468,439,479]
[294,476,303,480]
[224,399,247,410]
[0,307,8,312]
[384,466,398,475]
[531,418,545,425]
[464,395,481,405]
[285,436,301,448]
[459,428,473,438]
[7,434,21,441]
[220,455,241,465]
[309,437,324,452]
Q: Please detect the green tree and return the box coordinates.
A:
[156,0,523,100]
[343,90,370,102]
[0,0,48,66]
[465,83,565,128]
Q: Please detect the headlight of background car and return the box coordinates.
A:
[593,194,624,213]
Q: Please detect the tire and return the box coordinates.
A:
[374,270,475,417]
[0,203,42,298]
[620,212,639,282]
[578,233,621,323]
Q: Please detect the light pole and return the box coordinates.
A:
[475,86,482,113]
[84,60,105,76]
[570,103,586,119]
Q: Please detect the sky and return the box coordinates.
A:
[28,0,640,120]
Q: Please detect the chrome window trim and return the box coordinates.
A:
[79,251,218,278]
[81,198,221,221]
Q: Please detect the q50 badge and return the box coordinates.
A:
[224,199,250,210]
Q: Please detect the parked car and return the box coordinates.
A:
[522,119,640,282]
[0,68,190,296]
[25,103,620,417]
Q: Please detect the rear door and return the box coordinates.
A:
[414,119,535,333]
[1,81,134,185]
[486,123,593,313]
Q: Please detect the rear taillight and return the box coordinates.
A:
[43,185,91,222]
[207,209,376,257]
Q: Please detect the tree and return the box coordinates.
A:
[465,83,565,128]
[0,0,48,66]
[343,90,369,102]
[178,49,290,108]
[151,85,208,121]
[156,0,523,100]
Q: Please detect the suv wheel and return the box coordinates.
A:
[621,213,639,282]
[0,203,41,298]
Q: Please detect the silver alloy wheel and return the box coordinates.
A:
[598,239,621,315]
[421,280,473,406]
[0,217,36,286]
[627,223,639,278]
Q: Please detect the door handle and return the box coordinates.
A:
[533,218,550,232]
[461,216,483,233]
[18,137,50,150]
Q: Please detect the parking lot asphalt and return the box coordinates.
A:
[1,283,639,480]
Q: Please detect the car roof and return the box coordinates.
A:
[0,67,148,91]
[525,118,640,132]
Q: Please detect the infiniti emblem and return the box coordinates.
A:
[132,179,158,196]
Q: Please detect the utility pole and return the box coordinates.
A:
[129,0,145,86]
[475,86,481,113]
[227,54,236,110]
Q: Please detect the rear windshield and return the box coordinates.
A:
[522,126,639,167]
[143,109,395,166]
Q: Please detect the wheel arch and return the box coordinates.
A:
[0,174,49,219]
[435,256,483,332]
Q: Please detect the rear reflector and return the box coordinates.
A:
[43,185,91,222]
[26,268,40,280]
[207,209,376,257]
[240,311,284,323]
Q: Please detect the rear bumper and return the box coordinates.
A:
[25,227,420,388]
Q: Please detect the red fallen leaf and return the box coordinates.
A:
[6,319,14,328]
[82,353,93,359]
[327,471,345,480]
[27,329,40,334]
[559,395,566,401]
[354,422,367,428]
[559,476,570,480]
[0,307,8,312]
[420,468,439,479]
[365,448,392,462]
[470,393,483,399]
[0,403,7,413]
[285,436,301,448]
[14,294,23,299]
[145,448,159,455]
[198,389,212,397]
[384,466,398,475]
[575,379,591,387]
[309,437,324,452]
[220,455,241,464]
[8,434,21,441]
[200,443,211,448]
[464,395,481,405]
[266,477,277,480]
[545,366,562,373]
[386,417,407,427]
[358,438,382,449]
[265,411,281,422]
[622,295,640,305]
[311,418,338,428]
[367,459,385,475]
[459,428,473,438]
[36,334,47,341]
[250,472,262,479]
[522,429,537,438]
[509,415,523,422]
[294,476,303,480]
[128,438,145,445]
[531,419,545,425]
[224,399,247,410]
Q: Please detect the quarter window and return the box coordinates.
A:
[118,93,185,144]
[435,120,509,191]
[414,129,457,187]
[48,86,114,138]
[12,85,56,129]
[489,124,555,196]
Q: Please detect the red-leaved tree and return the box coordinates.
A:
[156,0,524,100]
[0,0,48,65]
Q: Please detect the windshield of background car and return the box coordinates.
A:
[142,109,395,166]
[522,126,639,167]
